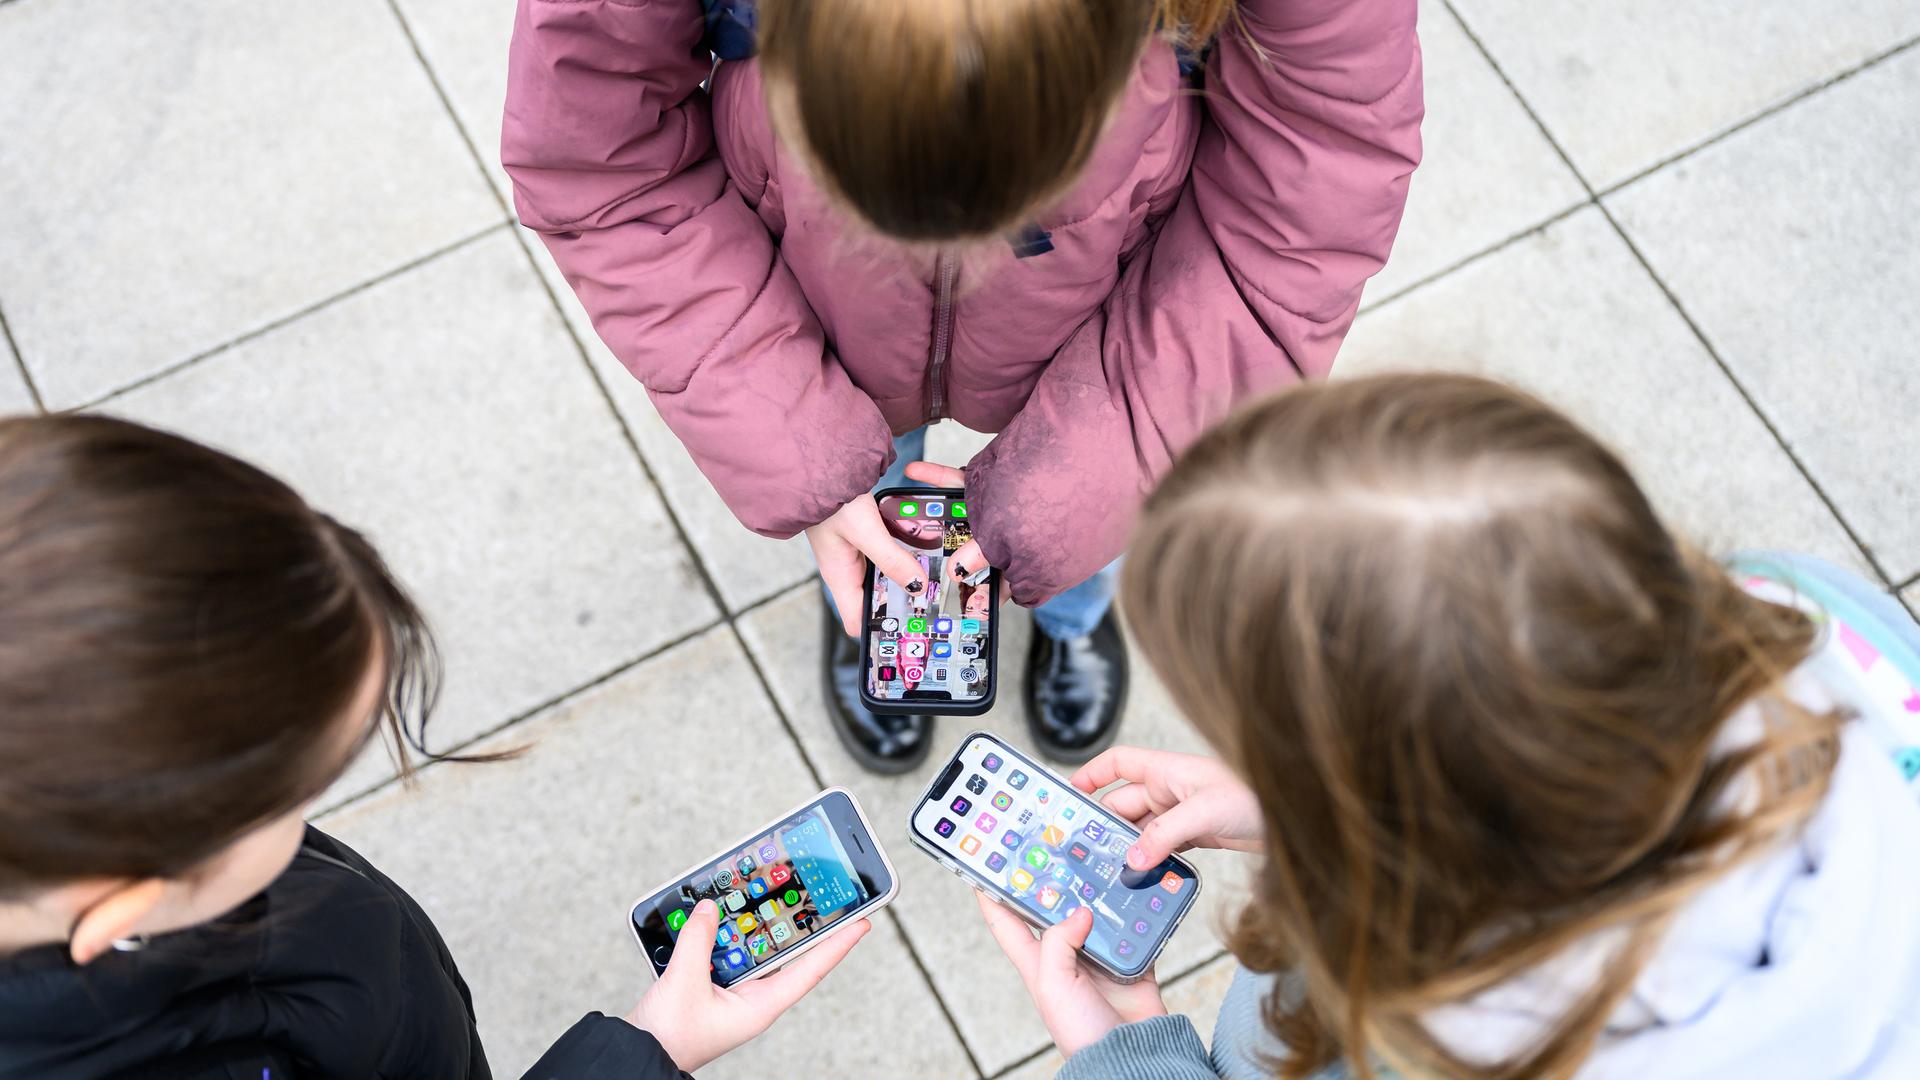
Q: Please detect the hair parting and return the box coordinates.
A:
[1122,374,1838,1078]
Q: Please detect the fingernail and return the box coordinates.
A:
[905,580,922,594]
[1127,845,1148,869]
[953,563,970,579]
[696,899,715,915]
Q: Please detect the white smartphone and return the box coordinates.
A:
[628,787,898,987]
[908,731,1202,982]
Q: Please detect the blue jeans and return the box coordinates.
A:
[821,428,1117,640]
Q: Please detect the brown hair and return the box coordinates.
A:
[0,415,444,897]
[757,0,1235,242]
[1124,374,1837,1079]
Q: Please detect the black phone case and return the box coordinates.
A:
[858,486,999,717]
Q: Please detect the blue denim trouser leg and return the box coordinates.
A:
[1029,561,1119,640]
[821,427,1117,640]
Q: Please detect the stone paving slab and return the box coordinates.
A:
[1606,46,1920,583]
[104,231,718,808]
[1450,0,1920,187]
[1363,0,1587,303]
[0,0,502,409]
[1341,207,1865,573]
[391,0,520,199]
[320,627,976,1079]
[527,241,822,614]
[0,351,35,415]
[0,1,1913,1076]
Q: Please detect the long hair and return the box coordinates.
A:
[757,0,1235,242]
[0,416,457,896]
[1123,374,1837,1078]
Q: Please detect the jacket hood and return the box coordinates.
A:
[1428,674,1920,1077]
[0,898,266,1077]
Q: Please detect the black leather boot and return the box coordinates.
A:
[822,600,933,774]
[1024,609,1128,764]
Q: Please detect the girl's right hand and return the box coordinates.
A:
[625,899,872,1072]
[805,494,928,636]
[1071,747,1266,871]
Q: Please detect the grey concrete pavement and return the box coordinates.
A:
[2,0,1914,1076]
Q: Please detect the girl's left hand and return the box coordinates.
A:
[973,890,1167,1059]
[625,899,872,1071]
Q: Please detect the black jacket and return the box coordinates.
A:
[0,827,688,1080]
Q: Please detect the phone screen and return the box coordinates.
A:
[865,490,994,706]
[633,791,887,987]
[910,735,1200,978]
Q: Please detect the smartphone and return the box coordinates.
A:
[859,486,999,716]
[629,788,898,987]
[908,732,1202,982]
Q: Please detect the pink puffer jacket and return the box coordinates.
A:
[504,0,1422,604]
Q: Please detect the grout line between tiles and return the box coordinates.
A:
[984,1041,1052,1080]
[879,910,990,1078]
[380,0,517,219]
[727,601,987,1078]
[1598,33,1920,200]
[1589,203,1900,588]
[1437,1,1595,199]
[388,17,985,1073]
[1358,198,1589,318]
[75,221,510,412]
[1161,945,1234,990]
[1442,0,1900,591]
[0,300,47,413]
[1892,571,1920,624]
[379,0,812,788]
[1364,25,1919,326]
[315,615,729,818]
[733,575,814,620]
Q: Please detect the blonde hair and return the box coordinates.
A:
[757,0,1235,242]
[1123,374,1839,1079]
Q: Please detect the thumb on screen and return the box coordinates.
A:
[664,900,720,986]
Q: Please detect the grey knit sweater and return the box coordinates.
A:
[1058,967,1353,1080]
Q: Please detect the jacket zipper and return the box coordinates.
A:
[927,251,958,421]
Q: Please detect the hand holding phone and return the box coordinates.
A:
[973,891,1168,1058]
[860,486,1001,716]
[625,900,872,1072]
[909,733,1203,982]
[807,494,930,637]
[629,789,897,988]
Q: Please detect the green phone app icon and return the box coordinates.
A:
[951,502,967,518]
[899,502,920,517]
[666,908,689,932]
[907,617,928,633]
